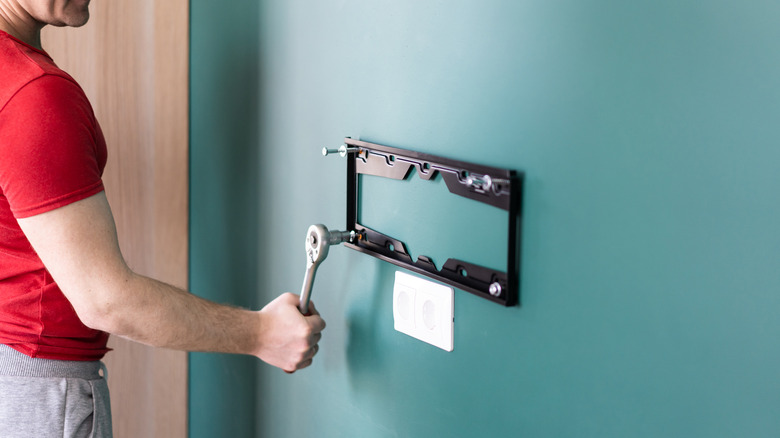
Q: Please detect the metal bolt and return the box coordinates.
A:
[488,282,502,297]
[322,144,360,157]
[465,174,493,191]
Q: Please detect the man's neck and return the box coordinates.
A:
[0,2,44,49]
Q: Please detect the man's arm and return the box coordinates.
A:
[17,191,325,372]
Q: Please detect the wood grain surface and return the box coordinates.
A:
[42,1,189,436]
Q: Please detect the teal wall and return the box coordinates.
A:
[191,1,780,437]
[190,0,259,436]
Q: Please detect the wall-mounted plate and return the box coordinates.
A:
[393,271,454,351]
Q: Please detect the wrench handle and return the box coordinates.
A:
[299,262,319,314]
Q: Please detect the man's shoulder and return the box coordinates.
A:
[0,33,75,112]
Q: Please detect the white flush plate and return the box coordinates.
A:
[393,271,454,352]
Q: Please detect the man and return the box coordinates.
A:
[0,1,326,436]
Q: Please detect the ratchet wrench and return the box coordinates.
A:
[299,224,354,314]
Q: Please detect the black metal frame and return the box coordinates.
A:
[343,138,523,306]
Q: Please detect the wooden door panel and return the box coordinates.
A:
[42,1,189,436]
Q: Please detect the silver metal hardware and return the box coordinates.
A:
[488,282,502,297]
[466,174,493,192]
[299,224,354,314]
[322,144,360,157]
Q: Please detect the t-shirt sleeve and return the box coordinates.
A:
[0,74,104,218]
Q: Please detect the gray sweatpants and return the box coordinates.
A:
[0,344,112,438]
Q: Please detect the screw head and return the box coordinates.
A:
[488,282,502,297]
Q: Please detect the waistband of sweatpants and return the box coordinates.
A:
[0,344,103,380]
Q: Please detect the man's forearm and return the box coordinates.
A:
[85,271,321,371]
[98,272,261,356]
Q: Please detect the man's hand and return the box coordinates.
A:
[256,293,326,372]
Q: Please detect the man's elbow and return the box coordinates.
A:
[75,299,125,334]
[68,277,136,335]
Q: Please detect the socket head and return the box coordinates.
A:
[306,224,331,264]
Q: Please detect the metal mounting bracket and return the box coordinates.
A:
[334,138,523,306]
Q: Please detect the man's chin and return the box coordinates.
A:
[60,13,90,28]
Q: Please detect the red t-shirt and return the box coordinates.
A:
[0,31,110,360]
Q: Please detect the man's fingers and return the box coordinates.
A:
[306,313,326,333]
[283,345,318,374]
[296,358,314,371]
